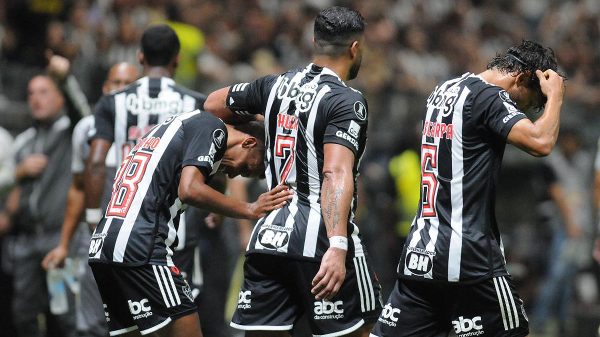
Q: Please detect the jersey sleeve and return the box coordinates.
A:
[181,115,227,179]
[472,88,527,140]
[225,75,278,117]
[322,90,368,156]
[91,95,115,142]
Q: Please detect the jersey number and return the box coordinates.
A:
[421,144,438,217]
[106,151,152,218]
[274,135,296,182]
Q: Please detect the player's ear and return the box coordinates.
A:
[241,136,257,149]
[349,40,359,59]
[515,72,529,88]
[137,50,144,66]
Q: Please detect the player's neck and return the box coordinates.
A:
[478,69,516,91]
[312,56,350,81]
[143,66,173,78]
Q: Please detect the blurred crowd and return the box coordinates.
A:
[0,0,599,336]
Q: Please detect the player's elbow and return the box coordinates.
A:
[525,135,555,157]
[178,184,195,205]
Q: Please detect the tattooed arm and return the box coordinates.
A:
[312,143,355,300]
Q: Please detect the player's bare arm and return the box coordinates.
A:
[179,166,292,220]
[507,69,565,156]
[42,173,85,269]
[204,87,258,124]
[83,138,111,226]
[312,143,355,300]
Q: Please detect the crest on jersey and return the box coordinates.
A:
[353,101,367,121]
[212,129,225,149]
[498,90,516,104]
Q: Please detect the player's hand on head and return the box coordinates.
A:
[311,247,346,300]
[248,184,294,219]
[42,245,68,270]
[535,69,565,100]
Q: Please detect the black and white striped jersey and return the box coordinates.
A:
[225,63,369,261]
[88,110,227,266]
[92,76,206,167]
[91,76,206,247]
[399,73,527,283]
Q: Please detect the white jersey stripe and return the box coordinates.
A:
[357,256,372,311]
[303,83,329,258]
[263,76,285,190]
[137,77,151,136]
[153,265,171,308]
[114,92,127,164]
[164,266,181,305]
[502,277,519,328]
[493,277,509,330]
[447,88,470,282]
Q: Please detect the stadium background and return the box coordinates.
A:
[0,0,598,336]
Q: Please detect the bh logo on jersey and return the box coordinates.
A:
[89,233,106,258]
[313,300,344,320]
[238,290,251,309]
[452,316,484,336]
[405,247,434,277]
[128,298,153,320]
[378,303,401,327]
[257,227,290,250]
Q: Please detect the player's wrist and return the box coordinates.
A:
[85,208,103,225]
[329,236,348,251]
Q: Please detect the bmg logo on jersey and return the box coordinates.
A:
[452,316,484,336]
[237,290,252,309]
[128,298,153,320]
[405,247,434,276]
[378,303,401,327]
[313,300,344,320]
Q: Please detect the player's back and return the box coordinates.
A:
[229,63,369,261]
[400,73,527,283]
[89,110,226,267]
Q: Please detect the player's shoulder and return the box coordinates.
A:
[181,109,225,129]
[465,74,514,104]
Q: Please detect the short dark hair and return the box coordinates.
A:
[233,121,265,145]
[314,6,365,57]
[488,40,562,110]
[141,25,180,66]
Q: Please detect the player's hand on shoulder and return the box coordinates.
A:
[536,69,565,101]
[311,247,346,300]
[247,184,293,219]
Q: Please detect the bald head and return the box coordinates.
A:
[102,62,140,94]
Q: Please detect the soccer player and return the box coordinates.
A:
[370,41,565,337]
[84,24,209,310]
[204,6,382,337]
[42,61,140,337]
[88,110,293,337]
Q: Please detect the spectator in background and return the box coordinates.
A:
[42,60,140,337]
[0,127,14,194]
[0,74,78,337]
[531,129,595,335]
